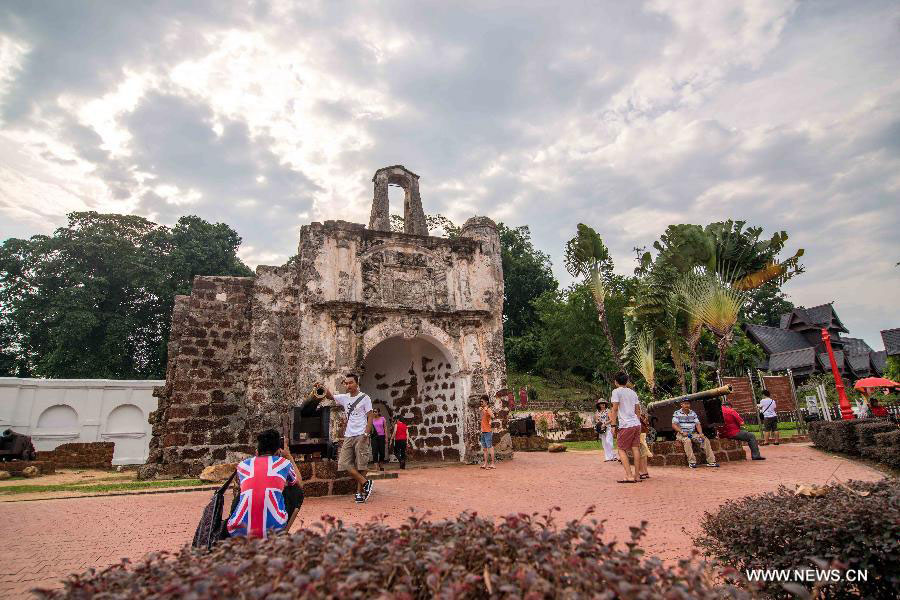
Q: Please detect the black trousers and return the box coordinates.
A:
[371,434,386,463]
[393,439,407,465]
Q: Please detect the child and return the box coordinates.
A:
[595,400,617,462]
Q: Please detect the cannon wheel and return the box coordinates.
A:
[645,427,657,445]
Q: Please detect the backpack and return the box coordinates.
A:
[191,469,237,550]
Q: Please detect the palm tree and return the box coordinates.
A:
[589,269,624,372]
[676,270,747,377]
[565,224,624,372]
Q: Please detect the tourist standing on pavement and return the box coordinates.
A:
[370,407,387,471]
[609,372,647,483]
[758,390,779,445]
[480,397,496,469]
[719,399,765,460]
[595,400,617,462]
[322,374,375,503]
[672,399,719,469]
[392,415,408,469]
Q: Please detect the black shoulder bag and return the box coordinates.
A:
[191,469,237,550]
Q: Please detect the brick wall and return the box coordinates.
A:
[626,438,747,467]
[147,277,256,477]
[722,376,755,413]
[0,460,56,475]
[763,375,796,411]
[36,442,114,469]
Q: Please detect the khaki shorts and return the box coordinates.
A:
[338,434,371,472]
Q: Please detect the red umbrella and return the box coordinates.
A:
[853,377,900,390]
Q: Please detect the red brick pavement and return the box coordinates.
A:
[0,444,885,598]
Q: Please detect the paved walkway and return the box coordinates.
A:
[0,444,885,598]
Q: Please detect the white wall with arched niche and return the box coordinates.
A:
[0,378,162,464]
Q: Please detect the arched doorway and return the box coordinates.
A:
[360,335,462,462]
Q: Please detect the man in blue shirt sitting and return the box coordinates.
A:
[672,399,719,469]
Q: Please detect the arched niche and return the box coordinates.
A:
[36,404,79,430]
[360,335,463,462]
[105,404,145,434]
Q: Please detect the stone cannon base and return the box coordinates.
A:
[512,436,550,452]
[0,460,56,476]
[626,438,747,467]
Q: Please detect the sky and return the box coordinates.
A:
[1,0,898,350]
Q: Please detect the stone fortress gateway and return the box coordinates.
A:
[143,166,510,481]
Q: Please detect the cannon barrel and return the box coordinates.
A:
[648,384,733,411]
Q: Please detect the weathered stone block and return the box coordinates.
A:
[180,447,210,460]
[330,478,357,496]
[667,454,688,466]
[297,462,314,480]
[302,481,329,497]
[199,463,235,482]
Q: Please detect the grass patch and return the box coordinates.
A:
[561,440,604,451]
[743,422,797,432]
[507,370,600,409]
[0,479,207,495]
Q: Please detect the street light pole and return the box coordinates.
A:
[821,328,853,420]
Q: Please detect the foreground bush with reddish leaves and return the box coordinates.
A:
[36,509,750,599]
[698,479,899,600]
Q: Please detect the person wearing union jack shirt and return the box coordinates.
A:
[226,429,303,539]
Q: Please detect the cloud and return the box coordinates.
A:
[0,0,897,348]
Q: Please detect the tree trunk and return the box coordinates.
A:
[690,351,698,394]
[672,351,687,395]
[595,299,624,372]
[716,330,734,378]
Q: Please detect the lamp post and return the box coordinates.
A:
[821,328,853,420]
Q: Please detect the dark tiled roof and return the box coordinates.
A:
[787,303,849,333]
[780,313,791,329]
[769,347,816,372]
[818,350,845,371]
[846,352,872,376]
[842,337,875,356]
[872,350,886,374]
[745,324,812,355]
[882,328,900,356]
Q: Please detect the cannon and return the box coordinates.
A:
[646,385,733,442]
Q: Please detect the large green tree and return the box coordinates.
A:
[0,212,252,379]
[497,224,558,370]
[563,223,624,372]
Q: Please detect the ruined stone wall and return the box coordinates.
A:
[146,173,509,479]
[146,277,255,477]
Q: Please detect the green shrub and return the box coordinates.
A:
[698,479,900,599]
[809,418,882,454]
[857,422,898,457]
[871,430,900,469]
[36,511,750,599]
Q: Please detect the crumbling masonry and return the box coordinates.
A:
[144,165,510,483]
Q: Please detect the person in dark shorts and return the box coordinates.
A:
[758,390,779,445]
[609,372,646,483]
[226,429,303,538]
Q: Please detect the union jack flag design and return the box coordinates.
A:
[226,455,298,539]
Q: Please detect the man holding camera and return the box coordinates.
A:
[322,373,375,504]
